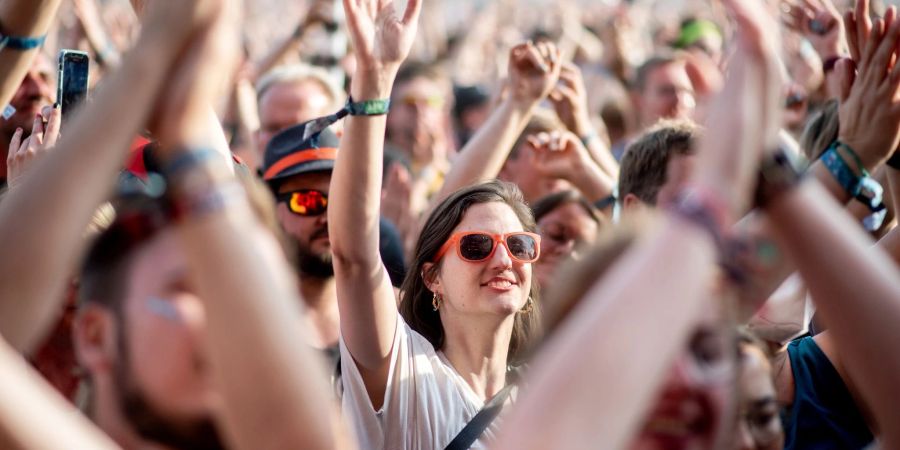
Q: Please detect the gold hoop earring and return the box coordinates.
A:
[520,297,534,314]
[432,292,442,311]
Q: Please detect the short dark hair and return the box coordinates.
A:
[79,193,171,312]
[632,54,680,92]
[393,61,451,96]
[618,120,698,205]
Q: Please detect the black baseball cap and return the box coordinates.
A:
[262,119,340,184]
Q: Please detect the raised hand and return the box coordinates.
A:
[343,0,422,96]
[549,62,593,138]
[507,41,563,107]
[149,0,240,148]
[782,0,846,59]
[844,0,875,63]
[837,7,900,169]
[7,105,61,189]
[692,0,783,216]
[529,130,594,181]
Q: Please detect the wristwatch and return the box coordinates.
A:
[754,148,807,208]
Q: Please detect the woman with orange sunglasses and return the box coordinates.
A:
[326,0,561,448]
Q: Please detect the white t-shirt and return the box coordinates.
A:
[340,317,504,450]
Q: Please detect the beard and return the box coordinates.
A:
[292,229,334,279]
[114,329,226,450]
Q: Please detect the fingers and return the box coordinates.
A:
[846,10,861,61]
[523,42,549,73]
[401,0,422,26]
[870,17,900,82]
[856,0,872,47]
[835,58,856,101]
[30,114,45,147]
[860,18,885,70]
[42,104,62,148]
[8,128,23,161]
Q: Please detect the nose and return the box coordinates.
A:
[490,238,515,269]
[735,420,755,450]
[676,89,696,114]
[23,71,52,100]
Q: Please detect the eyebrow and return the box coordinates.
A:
[750,397,777,409]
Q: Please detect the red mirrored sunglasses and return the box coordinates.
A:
[276,189,328,216]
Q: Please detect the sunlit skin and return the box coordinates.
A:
[75,231,223,446]
[275,172,332,257]
[387,76,451,166]
[631,300,733,450]
[499,143,572,203]
[622,154,697,211]
[535,202,600,288]
[1,55,54,177]
[255,80,335,157]
[734,344,784,450]
[638,62,696,128]
[427,202,532,319]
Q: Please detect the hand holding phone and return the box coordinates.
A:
[57,50,91,117]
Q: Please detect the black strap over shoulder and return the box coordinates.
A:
[443,382,516,450]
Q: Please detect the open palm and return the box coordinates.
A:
[343,0,422,72]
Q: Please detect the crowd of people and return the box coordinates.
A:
[0,0,899,448]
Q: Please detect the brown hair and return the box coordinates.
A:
[531,189,607,227]
[799,99,839,160]
[399,180,541,365]
[618,119,698,205]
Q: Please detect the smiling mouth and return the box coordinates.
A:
[482,278,517,290]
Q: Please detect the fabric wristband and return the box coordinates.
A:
[0,25,47,51]
[346,96,391,116]
[821,146,863,197]
[820,144,887,230]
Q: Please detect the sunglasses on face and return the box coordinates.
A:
[276,189,328,216]
[433,231,541,264]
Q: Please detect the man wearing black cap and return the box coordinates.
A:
[262,119,406,366]
[263,123,342,362]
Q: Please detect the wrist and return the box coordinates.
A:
[835,136,880,171]
[350,68,399,100]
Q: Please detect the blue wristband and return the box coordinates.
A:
[0,28,46,51]
[820,146,862,197]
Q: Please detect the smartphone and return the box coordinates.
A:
[57,50,90,116]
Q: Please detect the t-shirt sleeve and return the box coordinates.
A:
[339,315,413,449]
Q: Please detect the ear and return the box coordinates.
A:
[421,262,442,294]
[621,193,647,212]
[73,305,119,378]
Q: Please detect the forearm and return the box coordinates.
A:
[567,160,615,203]
[496,218,717,450]
[0,32,179,352]
[328,73,399,370]
[584,137,619,181]
[0,0,64,106]
[178,201,336,450]
[329,75,391,266]
[0,339,118,449]
[768,181,900,444]
[434,98,536,204]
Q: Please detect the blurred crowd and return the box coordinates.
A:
[1,0,899,449]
